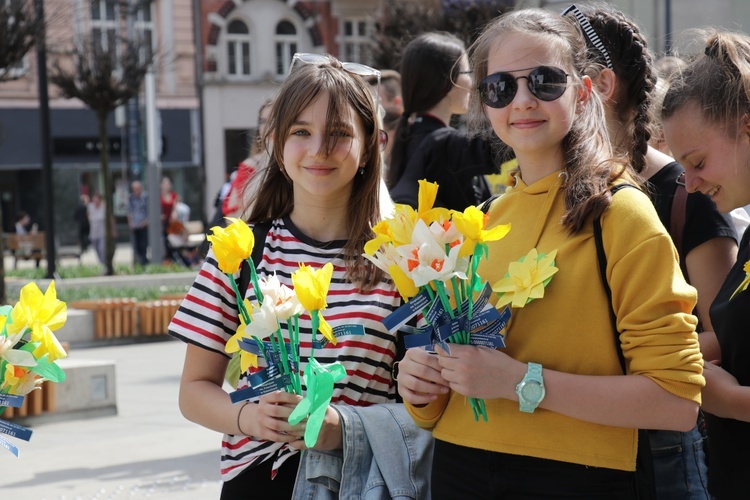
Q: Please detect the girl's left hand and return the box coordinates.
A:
[436,344,526,400]
[291,405,343,451]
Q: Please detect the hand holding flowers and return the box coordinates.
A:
[209,219,345,447]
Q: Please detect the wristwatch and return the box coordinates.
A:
[515,362,545,413]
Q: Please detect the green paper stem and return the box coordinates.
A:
[274,324,294,394]
[434,281,454,320]
[310,310,319,359]
[292,315,302,394]
[245,257,264,306]
[228,275,251,325]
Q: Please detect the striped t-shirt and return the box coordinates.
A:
[168,216,401,481]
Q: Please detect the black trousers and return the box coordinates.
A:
[220,453,301,500]
[432,439,638,499]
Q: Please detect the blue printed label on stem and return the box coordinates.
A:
[0,419,33,441]
[0,394,25,408]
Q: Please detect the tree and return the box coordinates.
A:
[372,0,514,70]
[48,35,151,275]
[0,0,42,82]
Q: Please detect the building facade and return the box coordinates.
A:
[0,0,200,245]
[197,0,381,218]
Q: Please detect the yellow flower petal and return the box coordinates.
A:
[319,316,336,346]
[388,264,419,300]
[207,218,255,274]
[492,248,558,309]
[292,263,333,312]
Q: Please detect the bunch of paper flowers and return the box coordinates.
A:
[208,218,344,447]
[0,282,68,457]
[363,180,514,421]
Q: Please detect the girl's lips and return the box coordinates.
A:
[512,119,545,129]
[303,165,334,175]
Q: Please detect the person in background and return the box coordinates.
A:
[398,8,704,498]
[661,28,750,499]
[159,176,178,263]
[579,6,737,498]
[74,194,91,256]
[223,99,274,220]
[87,193,106,265]
[366,69,403,173]
[14,211,33,234]
[387,32,500,210]
[127,181,149,266]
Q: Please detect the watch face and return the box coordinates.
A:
[521,381,543,402]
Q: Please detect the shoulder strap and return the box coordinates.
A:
[479,194,499,214]
[670,174,689,281]
[594,184,656,500]
[593,184,637,374]
[238,220,272,297]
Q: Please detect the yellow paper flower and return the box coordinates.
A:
[207,218,255,274]
[292,263,336,345]
[2,363,40,396]
[493,248,559,309]
[730,259,750,300]
[452,205,511,257]
[416,179,451,226]
[7,281,67,361]
[225,299,259,373]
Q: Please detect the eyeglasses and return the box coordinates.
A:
[562,4,613,70]
[478,66,570,109]
[288,53,381,106]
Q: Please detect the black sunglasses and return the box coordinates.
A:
[479,66,570,109]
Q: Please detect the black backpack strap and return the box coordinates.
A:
[594,184,656,500]
[479,194,499,214]
[237,220,272,298]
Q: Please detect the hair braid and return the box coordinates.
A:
[584,8,656,174]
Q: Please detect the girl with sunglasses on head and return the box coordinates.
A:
[387,32,501,211]
[578,6,738,498]
[396,8,704,498]
[661,30,750,499]
[170,54,431,499]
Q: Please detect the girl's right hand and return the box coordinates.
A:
[240,391,305,443]
[397,348,450,406]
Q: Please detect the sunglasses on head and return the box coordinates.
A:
[478,66,570,109]
[289,53,381,106]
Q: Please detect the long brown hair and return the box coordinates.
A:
[467,8,628,234]
[247,56,384,289]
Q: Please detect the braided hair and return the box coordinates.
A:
[582,6,656,174]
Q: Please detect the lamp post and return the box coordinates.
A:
[36,0,56,279]
[665,0,673,54]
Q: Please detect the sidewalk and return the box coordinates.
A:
[5,242,138,271]
[0,339,223,499]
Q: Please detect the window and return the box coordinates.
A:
[226,19,251,77]
[275,20,297,76]
[134,0,155,64]
[2,0,29,78]
[90,0,119,61]
[341,18,371,64]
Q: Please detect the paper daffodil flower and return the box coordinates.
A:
[292,263,336,345]
[258,274,304,321]
[730,259,750,300]
[7,282,67,362]
[207,218,255,274]
[452,206,511,257]
[1,363,40,396]
[396,219,465,288]
[493,248,559,309]
[225,299,260,373]
[416,179,451,226]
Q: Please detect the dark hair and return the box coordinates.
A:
[663,30,750,135]
[581,6,655,174]
[386,32,466,188]
[468,8,625,234]
[247,56,383,289]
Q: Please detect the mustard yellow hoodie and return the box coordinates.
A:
[406,172,704,471]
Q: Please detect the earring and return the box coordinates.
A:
[358,164,365,175]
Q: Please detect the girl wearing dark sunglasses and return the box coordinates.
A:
[397,8,704,498]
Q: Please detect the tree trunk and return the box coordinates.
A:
[97,110,116,276]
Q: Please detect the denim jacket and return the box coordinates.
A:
[292,403,434,499]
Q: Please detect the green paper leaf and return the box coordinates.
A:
[30,356,66,383]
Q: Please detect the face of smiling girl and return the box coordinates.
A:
[484,32,580,177]
[282,91,367,206]
[663,102,750,212]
